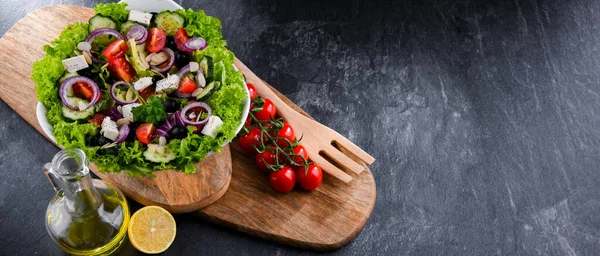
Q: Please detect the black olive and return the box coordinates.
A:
[89,134,111,147]
[162,99,178,113]
[166,36,176,49]
[78,68,93,78]
[175,51,190,68]
[126,123,140,142]
[169,126,187,139]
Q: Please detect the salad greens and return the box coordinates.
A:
[32,3,246,176]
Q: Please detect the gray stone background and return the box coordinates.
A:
[2,0,600,255]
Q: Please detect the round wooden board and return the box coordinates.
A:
[0,5,377,250]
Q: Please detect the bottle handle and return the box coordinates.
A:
[43,163,60,192]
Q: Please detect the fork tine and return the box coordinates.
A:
[309,153,353,183]
[333,138,375,165]
[321,147,366,174]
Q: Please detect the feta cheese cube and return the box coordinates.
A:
[121,103,141,122]
[201,116,223,138]
[62,55,89,73]
[100,117,119,141]
[156,74,180,94]
[133,77,154,91]
[128,10,153,26]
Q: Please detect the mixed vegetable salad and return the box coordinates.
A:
[32,3,247,176]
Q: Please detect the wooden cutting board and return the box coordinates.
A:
[0,6,376,250]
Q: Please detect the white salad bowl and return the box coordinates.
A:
[36,0,250,156]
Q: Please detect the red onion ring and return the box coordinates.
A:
[183,37,207,52]
[174,110,185,126]
[110,81,138,105]
[180,102,211,126]
[60,76,101,110]
[156,128,169,137]
[126,25,148,45]
[150,48,175,74]
[114,125,130,144]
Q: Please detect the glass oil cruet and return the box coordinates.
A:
[43,148,130,255]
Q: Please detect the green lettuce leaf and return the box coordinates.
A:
[94,2,129,24]
[174,9,227,48]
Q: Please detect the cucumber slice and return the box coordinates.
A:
[88,15,118,47]
[194,81,220,100]
[199,57,213,82]
[61,98,95,120]
[59,72,78,84]
[154,12,185,36]
[120,20,139,36]
[213,61,227,85]
[143,144,177,163]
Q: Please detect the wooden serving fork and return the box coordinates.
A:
[234,59,375,183]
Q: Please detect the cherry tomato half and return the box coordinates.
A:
[269,122,295,148]
[88,113,107,126]
[270,166,296,193]
[246,83,257,100]
[295,164,322,191]
[109,57,135,82]
[288,145,308,165]
[253,98,276,121]
[102,39,128,61]
[256,146,280,173]
[72,82,95,101]
[147,28,167,53]
[178,77,198,94]
[238,127,262,155]
[136,123,155,144]
[174,28,190,52]
[139,86,155,101]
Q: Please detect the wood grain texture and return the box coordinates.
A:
[0,5,231,214]
[0,5,376,250]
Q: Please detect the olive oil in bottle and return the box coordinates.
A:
[44,148,130,255]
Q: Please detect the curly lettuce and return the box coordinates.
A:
[32,3,246,176]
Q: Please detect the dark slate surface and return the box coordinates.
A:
[2,0,600,255]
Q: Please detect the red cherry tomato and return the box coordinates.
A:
[244,115,251,128]
[295,164,322,191]
[268,122,295,148]
[270,166,296,193]
[147,28,167,53]
[246,83,257,100]
[88,113,107,126]
[136,123,155,144]
[72,82,95,101]
[256,146,280,173]
[108,57,135,82]
[238,127,262,155]
[178,77,198,94]
[102,39,128,61]
[253,98,276,121]
[288,145,308,165]
[174,28,190,52]
[139,86,155,101]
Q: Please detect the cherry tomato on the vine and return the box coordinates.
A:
[246,83,257,100]
[238,127,263,155]
[268,122,295,148]
[295,163,322,191]
[256,146,280,173]
[253,98,276,121]
[270,166,296,193]
[288,145,308,165]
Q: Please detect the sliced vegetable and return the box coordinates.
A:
[150,48,175,73]
[183,37,207,52]
[178,77,198,94]
[126,24,148,44]
[61,98,95,120]
[114,125,130,144]
[154,12,185,36]
[109,57,135,82]
[127,39,150,72]
[143,144,177,163]
[111,81,138,105]
[193,81,219,100]
[102,39,128,61]
[120,20,139,35]
[60,76,101,110]
[174,28,190,52]
[136,123,155,144]
[147,28,167,53]
[180,101,211,126]
[88,15,117,33]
